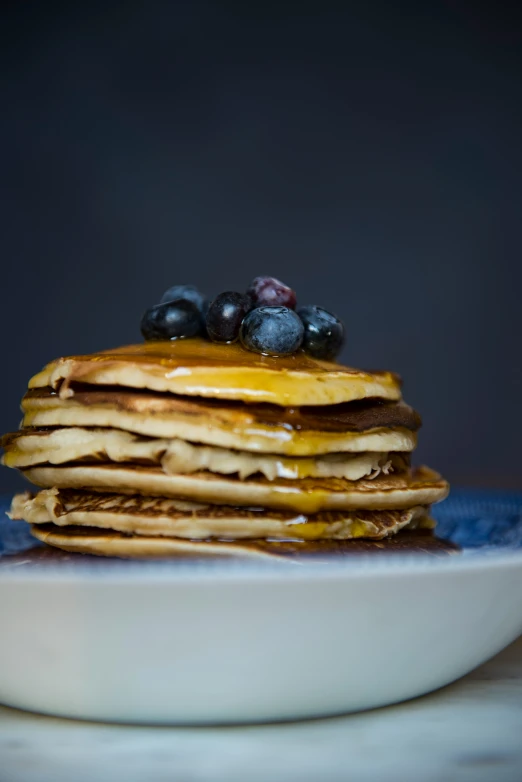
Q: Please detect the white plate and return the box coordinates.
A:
[0,491,521,724]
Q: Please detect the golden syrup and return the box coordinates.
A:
[27,338,402,407]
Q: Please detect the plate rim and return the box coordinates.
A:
[1,543,522,584]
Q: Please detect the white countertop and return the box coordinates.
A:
[1,635,521,782]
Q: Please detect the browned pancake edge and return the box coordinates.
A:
[22,386,421,434]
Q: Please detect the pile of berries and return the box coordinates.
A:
[140,277,344,360]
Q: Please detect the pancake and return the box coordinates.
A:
[21,388,419,456]
[30,525,294,559]
[28,338,402,406]
[1,528,459,565]
[29,524,457,560]
[2,427,406,482]
[22,464,449,513]
[11,489,433,541]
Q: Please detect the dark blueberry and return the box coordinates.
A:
[141,299,203,341]
[206,292,252,343]
[247,276,297,309]
[240,306,304,356]
[297,305,344,360]
[159,284,207,314]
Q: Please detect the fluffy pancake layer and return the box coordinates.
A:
[29,525,457,560]
[11,489,433,542]
[21,388,419,455]
[2,427,404,482]
[21,464,448,513]
[28,339,402,406]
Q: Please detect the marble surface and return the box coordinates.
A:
[0,636,521,782]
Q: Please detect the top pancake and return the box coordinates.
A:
[28,338,402,407]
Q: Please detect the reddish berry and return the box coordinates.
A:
[247,276,297,309]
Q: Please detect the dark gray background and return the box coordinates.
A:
[2,1,522,493]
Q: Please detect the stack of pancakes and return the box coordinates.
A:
[3,339,449,560]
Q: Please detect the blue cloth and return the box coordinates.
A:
[0,495,37,556]
[433,489,522,548]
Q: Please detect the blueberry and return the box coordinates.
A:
[206,291,252,343]
[247,276,297,309]
[141,299,203,341]
[297,305,344,360]
[159,284,207,314]
[240,306,304,356]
